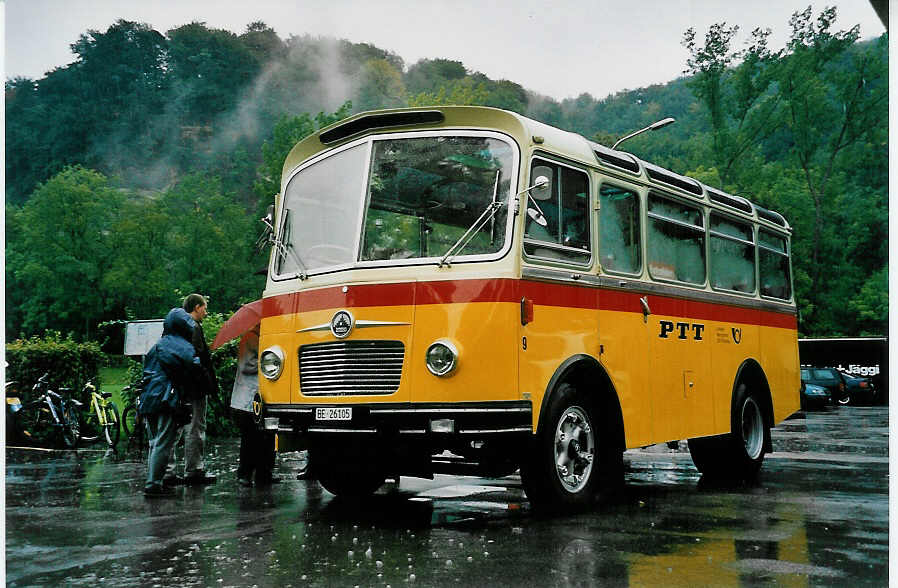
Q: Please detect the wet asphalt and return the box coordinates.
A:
[5,405,889,587]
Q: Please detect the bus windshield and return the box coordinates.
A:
[276,134,515,277]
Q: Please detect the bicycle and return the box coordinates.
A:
[14,372,82,449]
[121,385,147,452]
[79,380,121,447]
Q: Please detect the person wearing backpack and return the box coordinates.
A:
[139,307,205,498]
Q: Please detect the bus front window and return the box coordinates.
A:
[361,136,514,262]
[279,143,369,276]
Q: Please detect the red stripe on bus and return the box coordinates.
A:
[261,278,796,329]
[519,280,597,310]
[262,293,295,317]
[415,278,519,305]
[295,282,416,312]
[594,288,796,329]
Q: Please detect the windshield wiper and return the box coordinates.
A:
[260,208,309,280]
[439,171,503,267]
[275,239,308,280]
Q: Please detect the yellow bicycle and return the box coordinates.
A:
[79,380,121,447]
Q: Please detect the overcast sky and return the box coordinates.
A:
[3,0,886,101]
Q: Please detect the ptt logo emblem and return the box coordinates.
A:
[659,320,705,340]
[732,328,743,344]
[330,310,354,339]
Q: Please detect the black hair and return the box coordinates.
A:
[183,293,207,313]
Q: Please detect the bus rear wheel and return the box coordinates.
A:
[522,383,621,511]
[688,383,767,480]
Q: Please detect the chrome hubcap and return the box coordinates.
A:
[554,406,595,493]
[741,397,764,460]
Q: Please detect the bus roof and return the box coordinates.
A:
[283,106,791,233]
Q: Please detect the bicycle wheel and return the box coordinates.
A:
[122,403,138,437]
[60,402,80,449]
[80,405,102,442]
[103,402,121,447]
[19,403,53,447]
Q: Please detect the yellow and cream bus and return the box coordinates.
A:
[255,106,799,509]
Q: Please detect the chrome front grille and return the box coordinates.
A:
[299,341,404,396]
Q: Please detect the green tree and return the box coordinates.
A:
[253,102,353,206]
[238,21,286,65]
[355,59,407,111]
[69,20,170,183]
[408,78,491,107]
[103,195,174,319]
[848,266,888,335]
[773,8,887,331]
[14,167,124,338]
[159,174,260,309]
[405,59,467,94]
[682,23,781,188]
[166,22,259,125]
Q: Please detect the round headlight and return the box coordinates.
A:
[425,340,458,377]
[260,346,285,380]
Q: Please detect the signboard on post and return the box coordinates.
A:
[124,320,164,356]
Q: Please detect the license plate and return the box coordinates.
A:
[316,407,352,421]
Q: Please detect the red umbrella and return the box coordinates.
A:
[211,299,263,350]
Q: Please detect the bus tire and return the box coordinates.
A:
[522,382,619,511]
[688,383,767,480]
[311,447,385,498]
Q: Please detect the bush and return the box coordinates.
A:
[6,332,104,401]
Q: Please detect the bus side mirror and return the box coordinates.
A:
[255,204,276,253]
[262,205,275,229]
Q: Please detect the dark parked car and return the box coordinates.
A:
[800,381,830,410]
[838,371,878,405]
[801,367,847,405]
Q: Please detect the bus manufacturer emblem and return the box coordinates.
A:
[330,310,354,339]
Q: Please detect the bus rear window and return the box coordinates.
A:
[759,229,791,300]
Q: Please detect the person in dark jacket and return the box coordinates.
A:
[167,293,219,486]
[140,307,204,497]
[231,326,278,486]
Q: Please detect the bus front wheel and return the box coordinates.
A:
[688,383,768,480]
[311,446,386,498]
[522,383,621,511]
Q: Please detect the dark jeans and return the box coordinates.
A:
[235,411,275,482]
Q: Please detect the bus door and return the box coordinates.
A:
[520,159,596,424]
[597,182,652,446]
[645,193,714,441]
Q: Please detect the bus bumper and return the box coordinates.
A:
[263,401,533,477]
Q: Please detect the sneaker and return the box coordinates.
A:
[144,485,176,498]
[163,474,185,487]
[185,472,217,485]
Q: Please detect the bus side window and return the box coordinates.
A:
[599,184,641,275]
[759,230,791,300]
[524,160,590,264]
[709,214,755,294]
[647,193,706,285]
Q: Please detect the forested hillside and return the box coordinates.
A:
[5,8,888,344]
